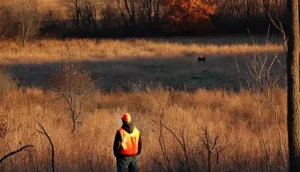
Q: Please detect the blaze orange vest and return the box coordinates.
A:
[118,127,140,155]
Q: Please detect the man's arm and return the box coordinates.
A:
[137,133,142,155]
[113,131,121,157]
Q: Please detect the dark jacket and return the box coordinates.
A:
[113,122,142,158]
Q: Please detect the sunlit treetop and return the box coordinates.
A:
[161,0,217,32]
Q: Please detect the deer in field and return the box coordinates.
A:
[198,56,206,63]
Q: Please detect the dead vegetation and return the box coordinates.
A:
[0,86,287,171]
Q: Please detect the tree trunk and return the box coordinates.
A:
[75,0,80,30]
[208,150,211,172]
[22,38,27,48]
[72,112,76,133]
[85,2,98,32]
[263,0,271,21]
[287,0,300,171]
[154,0,159,24]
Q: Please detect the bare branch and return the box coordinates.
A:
[157,107,171,172]
[0,145,34,164]
[36,121,55,172]
[154,107,190,172]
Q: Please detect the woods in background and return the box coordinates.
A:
[0,0,288,40]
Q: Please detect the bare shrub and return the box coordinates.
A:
[152,107,233,172]
[236,53,287,171]
[153,107,191,172]
[51,62,96,132]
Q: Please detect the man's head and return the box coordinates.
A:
[121,113,131,123]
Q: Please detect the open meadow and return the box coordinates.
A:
[0,36,289,172]
[0,36,284,90]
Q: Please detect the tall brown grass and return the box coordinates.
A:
[0,87,287,171]
[0,39,283,64]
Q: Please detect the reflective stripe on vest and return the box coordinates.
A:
[118,127,140,155]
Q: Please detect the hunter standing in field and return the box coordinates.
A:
[113,113,142,172]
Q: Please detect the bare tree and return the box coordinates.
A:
[236,53,287,171]
[153,0,160,24]
[0,0,41,43]
[117,0,137,28]
[101,0,121,29]
[101,0,161,32]
[82,0,99,31]
[66,0,100,32]
[286,0,300,171]
[51,63,96,132]
[65,0,83,30]
[71,0,81,29]
[138,0,160,25]
[215,0,286,21]
[14,0,41,47]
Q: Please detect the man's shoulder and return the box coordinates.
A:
[115,129,122,135]
[133,127,140,134]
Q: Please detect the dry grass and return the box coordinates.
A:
[0,37,288,171]
[0,38,285,91]
[0,87,287,171]
[0,38,283,64]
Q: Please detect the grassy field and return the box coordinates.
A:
[0,37,285,91]
[0,37,283,64]
[0,88,288,172]
[0,36,288,171]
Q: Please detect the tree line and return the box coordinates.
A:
[0,0,288,42]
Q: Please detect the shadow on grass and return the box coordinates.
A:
[1,52,285,92]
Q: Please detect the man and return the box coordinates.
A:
[113,113,142,172]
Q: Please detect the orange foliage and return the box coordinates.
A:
[162,0,216,32]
